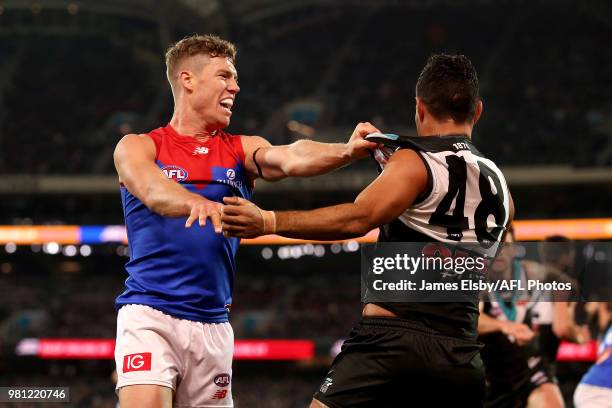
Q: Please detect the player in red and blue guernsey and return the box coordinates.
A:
[112,34,379,408]
[574,303,612,407]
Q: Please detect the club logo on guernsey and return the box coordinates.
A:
[162,165,188,181]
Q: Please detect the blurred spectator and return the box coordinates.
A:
[0,3,610,173]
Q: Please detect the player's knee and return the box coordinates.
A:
[310,398,330,408]
[119,384,173,408]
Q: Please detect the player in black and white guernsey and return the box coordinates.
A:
[478,228,565,408]
[221,54,514,407]
[368,130,511,340]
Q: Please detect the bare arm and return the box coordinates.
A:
[478,312,506,335]
[114,134,222,231]
[552,302,590,343]
[478,303,535,345]
[221,149,427,239]
[552,302,576,340]
[241,122,380,181]
[522,261,586,342]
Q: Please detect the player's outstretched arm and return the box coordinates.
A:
[241,122,381,181]
[478,315,535,346]
[221,149,427,239]
[478,302,534,345]
[114,134,223,231]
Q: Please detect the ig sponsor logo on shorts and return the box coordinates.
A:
[214,373,231,388]
[226,169,236,181]
[123,352,152,372]
[162,165,188,181]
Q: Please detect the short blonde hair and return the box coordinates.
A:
[165,34,237,81]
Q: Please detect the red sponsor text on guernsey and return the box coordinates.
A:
[123,352,152,372]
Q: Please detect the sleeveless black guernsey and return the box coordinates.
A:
[367,133,511,341]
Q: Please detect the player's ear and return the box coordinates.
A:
[178,70,195,92]
[472,100,483,125]
[415,97,426,123]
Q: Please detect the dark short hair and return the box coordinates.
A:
[165,34,237,80]
[416,54,479,123]
[543,235,572,244]
[539,235,574,263]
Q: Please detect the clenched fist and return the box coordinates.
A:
[346,122,382,159]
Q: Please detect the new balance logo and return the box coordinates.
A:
[123,352,152,372]
[193,146,209,155]
[212,389,228,399]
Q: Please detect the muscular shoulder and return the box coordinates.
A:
[117,133,155,145]
[387,147,426,163]
[240,135,272,156]
[114,133,157,160]
[384,149,428,187]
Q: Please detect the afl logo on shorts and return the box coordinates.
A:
[214,373,231,387]
[226,169,236,181]
[123,352,152,372]
[162,165,188,181]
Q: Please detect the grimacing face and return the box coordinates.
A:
[188,56,240,130]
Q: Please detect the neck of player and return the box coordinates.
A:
[170,106,219,142]
[420,119,473,138]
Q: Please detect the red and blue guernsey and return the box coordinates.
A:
[580,326,612,389]
[116,124,252,323]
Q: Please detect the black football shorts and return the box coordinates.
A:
[313,317,485,407]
